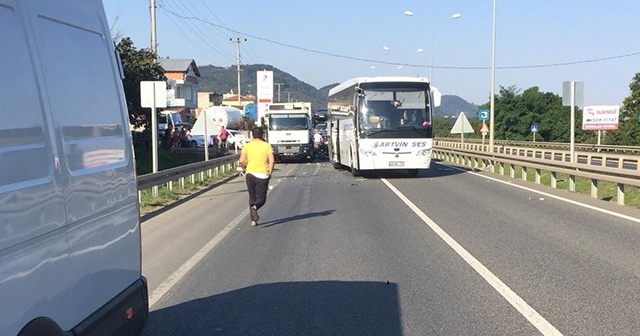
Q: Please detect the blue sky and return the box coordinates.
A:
[104,0,640,107]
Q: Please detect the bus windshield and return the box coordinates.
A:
[358,87,431,134]
[268,114,309,130]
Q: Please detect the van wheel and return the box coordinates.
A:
[18,317,65,336]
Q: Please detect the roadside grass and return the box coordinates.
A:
[484,164,640,208]
[138,168,237,214]
[133,143,239,214]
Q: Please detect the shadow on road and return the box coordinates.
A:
[143,281,402,336]
[345,160,469,180]
[259,210,336,228]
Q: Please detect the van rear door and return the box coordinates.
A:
[0,0,71,333]
[27,0,143,329]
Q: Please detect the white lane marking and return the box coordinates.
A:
[381,178,564,336]
[148,208,249,308]
[148,163,298,308]
[446,164,640,224]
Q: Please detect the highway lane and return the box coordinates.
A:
[140,159,640,335]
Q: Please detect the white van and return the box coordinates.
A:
[0,0,148,335]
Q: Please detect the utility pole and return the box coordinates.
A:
[274,82,284,102]
[149,0,157,55]
[230,38,247,105]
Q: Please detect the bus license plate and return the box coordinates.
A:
[389,161,405,167]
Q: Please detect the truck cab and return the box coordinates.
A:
[266,102,314,162]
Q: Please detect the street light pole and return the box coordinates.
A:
[429,29,434,80]
[404,11,460,83]
[489,0,497,153]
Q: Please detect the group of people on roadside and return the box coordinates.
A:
[163,124,191,149]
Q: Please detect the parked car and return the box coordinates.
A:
[188,130,248,149]
[227,130,248,149]
[187,134,207,148]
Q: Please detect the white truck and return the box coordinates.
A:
[265,102,314,162]
[1,0,148,335]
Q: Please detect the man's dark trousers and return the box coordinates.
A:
[246,173,269,220]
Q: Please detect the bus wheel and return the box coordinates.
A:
[350,161,360,177]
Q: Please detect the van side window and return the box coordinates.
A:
[0,5,50,189]
[34,15,127,173]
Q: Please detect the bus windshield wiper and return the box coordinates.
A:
[396,125,429,135]
[363,129,395,136]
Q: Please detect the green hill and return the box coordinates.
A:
[198,64,477,115]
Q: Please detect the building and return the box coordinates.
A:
[196,91,222,118]
[221,91,256,111]
[158,58,200,123]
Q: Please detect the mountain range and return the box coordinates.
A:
[197,64,479,117]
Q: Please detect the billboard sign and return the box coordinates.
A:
[256,71,274,125]
[582,105,620,130]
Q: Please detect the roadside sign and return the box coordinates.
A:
[478,109,489,121]
[530,124,538,133]
[562,81,584,107]
[480,123,489,134]
[450,112,474,134]
[582,105,619,130]
[140,81,167,108]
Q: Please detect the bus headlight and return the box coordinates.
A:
[359,148,377,156]
[416,149,431,156]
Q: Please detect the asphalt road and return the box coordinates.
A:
[140,158,640,336]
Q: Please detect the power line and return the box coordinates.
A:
[160,0,231,61]
[161,9,640,71]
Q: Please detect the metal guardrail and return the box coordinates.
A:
[137,154,240,196]
[435,137,640,155]
[435,140,640,171]
[433,147,640,206]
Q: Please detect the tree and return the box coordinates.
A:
[607,72,640,145]
[483,85,593,143]
[115,37,165,128]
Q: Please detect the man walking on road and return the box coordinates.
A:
[239,127,275,227]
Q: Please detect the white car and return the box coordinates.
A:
[227,130,248,149]
[187,130,248,149]
[187,134,207,148]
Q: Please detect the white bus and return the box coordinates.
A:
[327,77,441,177]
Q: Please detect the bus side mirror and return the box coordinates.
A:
[432,87,442,107]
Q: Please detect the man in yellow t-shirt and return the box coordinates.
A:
[239,127,275,227]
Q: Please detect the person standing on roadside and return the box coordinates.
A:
[313,130,323,157]
[239,127,275,227]
[218,125,229,150]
